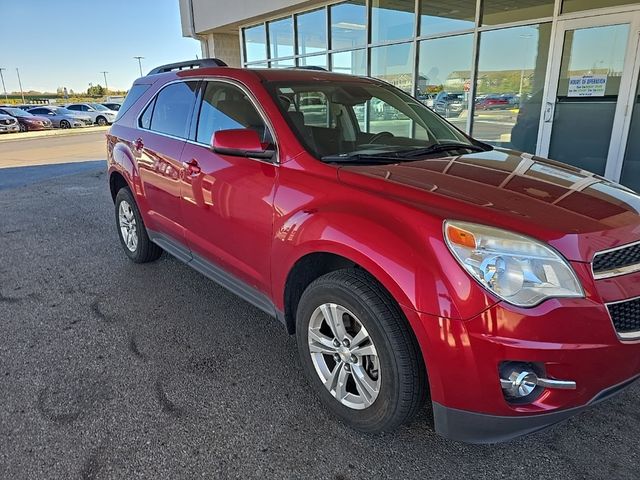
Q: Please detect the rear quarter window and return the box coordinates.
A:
[115,84,151,121]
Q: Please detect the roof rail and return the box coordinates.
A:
[147,58,228,75]
[288,66,328,72]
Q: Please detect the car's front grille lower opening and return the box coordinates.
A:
[607,297,640,338]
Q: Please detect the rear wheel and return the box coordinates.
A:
[96,116,107,126]
[60,120,71,129]
[114,187,162,263]
[19,123,27,132]
[296,269,428,432]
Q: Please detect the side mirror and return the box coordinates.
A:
[212,129,274,160]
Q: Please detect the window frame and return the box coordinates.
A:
[135,79,200,140]
[189,78,280,165]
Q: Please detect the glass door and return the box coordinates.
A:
[537,12,640,180]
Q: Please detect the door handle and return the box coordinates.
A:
[543,102,555,123]
[182,158,201,175]
[134,137,144,150]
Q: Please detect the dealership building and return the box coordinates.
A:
[179,0,640,191]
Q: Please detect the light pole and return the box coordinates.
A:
[134,56,144,77]
[518,34,533,108]
[16,68,25,103]
[0,68,7,100]
[101,71,109,94]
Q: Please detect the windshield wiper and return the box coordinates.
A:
[321,153,404,164]
[397,142,486,158]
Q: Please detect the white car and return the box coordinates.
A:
[64,103,117,126]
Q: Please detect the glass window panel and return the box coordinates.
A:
[620,78,640,192]
[419,0,475,36]
[270,58,295,69]
[548,24,630,175]
[297,9,327,55]
[244,24,267,63]
[299,54,328,69]
[482,0,554,25]
[370,42,414,137]
[149,82,199,138]
[371,42,414,92]
[330,1,367,50]
[473,24,552,155]
[268,17,294,59]
[196,82,271,145]
[563,0,639,13]
[371,0,415,43]
[330,49,367,75]
[418,34,473,132]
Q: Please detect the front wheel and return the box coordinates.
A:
[96,116,107,126]
[60,120,71,129]
[296,269,428,433]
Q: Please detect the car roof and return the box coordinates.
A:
[145,66,377,87]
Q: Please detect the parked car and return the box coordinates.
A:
[26,106,93,128]
[432,92,465,117]
[102,102,122,111]
[417,92,436,108]
[107,60,640,444]
[475,94,510,110]
[0,106,53,131]
[65,103,117,125]
[0,113,20,133]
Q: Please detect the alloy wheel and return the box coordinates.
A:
[118,200,138,252]
[308,303,380,410]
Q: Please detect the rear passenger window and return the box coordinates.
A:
[196,82,272,146]
[139,99,155,130]
[149,81,199,138]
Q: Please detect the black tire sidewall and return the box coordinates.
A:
[296,276,404,432]
[60,120,70,129]
[97,116,106,126]
[115,188,145,262]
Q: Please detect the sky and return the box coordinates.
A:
[1,0,200,94]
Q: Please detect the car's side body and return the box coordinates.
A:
[0,106,53,131]
[66,103,117,125]
[26,106,92,128]
[107,66,640,443]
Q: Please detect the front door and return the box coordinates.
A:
[538,12,640,182]
[179,80,278,297]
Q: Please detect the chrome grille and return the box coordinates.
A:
[607,297,640,339]
[592,241,640,279]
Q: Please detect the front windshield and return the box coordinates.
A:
[268,80,482,161]
[4,108,31,117]
[90,103,109,111]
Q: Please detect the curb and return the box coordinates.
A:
[0,126,110,143]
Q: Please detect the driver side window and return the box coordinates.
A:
[196,82,273,147]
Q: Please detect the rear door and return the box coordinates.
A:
[135,80,199,245]
[179,79,277,296]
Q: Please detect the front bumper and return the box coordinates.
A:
[402,268,640,443]
[0,123,20,133]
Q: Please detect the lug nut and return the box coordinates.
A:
[333,339,340,347]
[344,364,351,372]
[350,355,358,363]
[333,353,341,362]
[342,339,350,347]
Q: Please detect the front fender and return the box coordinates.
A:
[271,207,496,320]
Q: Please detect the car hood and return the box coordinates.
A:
[336,148,640,261]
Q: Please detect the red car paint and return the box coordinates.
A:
[107,66,640,442]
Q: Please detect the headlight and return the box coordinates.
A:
[444,221,584,307]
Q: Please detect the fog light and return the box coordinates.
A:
[499,361,577,403]
[502,370,538,398]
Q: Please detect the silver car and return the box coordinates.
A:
[26,106,93,129]
[0,113,20,133]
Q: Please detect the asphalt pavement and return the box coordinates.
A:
[0,161,639,479]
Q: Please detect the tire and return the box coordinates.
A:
[60,120,71,129]
[19,123,27,132]
[114,187,162,263]
[296,268,428,433]
[96,116,107,126]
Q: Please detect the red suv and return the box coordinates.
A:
[107,59,640,443]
